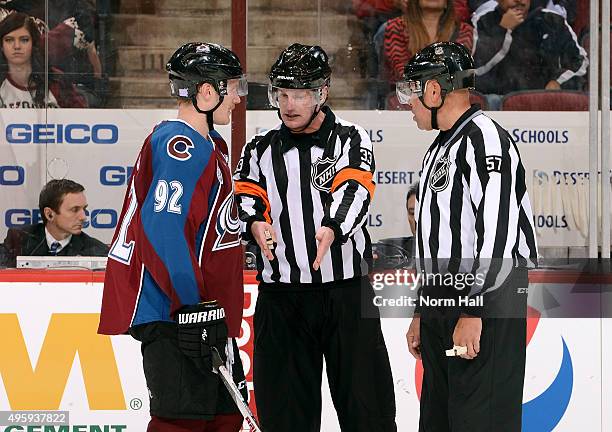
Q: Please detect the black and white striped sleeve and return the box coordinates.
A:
[321,125,376,244]
[463,117,522,313]
[233,135,271,239]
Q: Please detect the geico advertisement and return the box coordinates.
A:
[0,109,605,246]
[0,282,258,432]
[5,123,118,145]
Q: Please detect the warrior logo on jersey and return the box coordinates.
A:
[311,156,339,192]
[167,135,195,161]
[429,156,451,193]
[213,193,241,251]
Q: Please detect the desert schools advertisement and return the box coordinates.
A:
[0,109,608,249]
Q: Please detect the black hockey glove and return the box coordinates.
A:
[175,301,228,373]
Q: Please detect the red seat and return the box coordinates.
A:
[468,90,489,110]
[573,0,590,38]
[501,90,589,111]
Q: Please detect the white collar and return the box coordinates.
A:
[45,227,72,252]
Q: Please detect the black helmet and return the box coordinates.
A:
[398,41,475,103]
[166,42,247,99]
[269,43,331,89]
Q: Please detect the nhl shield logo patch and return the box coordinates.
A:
[311,157,338,192]
[429,156,451,193]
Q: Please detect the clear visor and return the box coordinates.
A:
[226,75,249,97]
[396,80,422,104]
[267,85,323,109]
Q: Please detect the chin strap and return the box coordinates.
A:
[191,94,224,131]
[430,106,440,130]
[419,93,446,130]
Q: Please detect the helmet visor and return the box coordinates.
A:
[226,74,248,97]
[267,85,323,109]
[396,80,423,104]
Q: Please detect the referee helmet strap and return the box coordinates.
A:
[419,91,447,131]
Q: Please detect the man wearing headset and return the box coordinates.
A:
[1,178,108,267]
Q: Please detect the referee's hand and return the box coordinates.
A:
[406,314,421,360]
[312,226,335,271]
[452,315,482,360]
[251,221,276,261]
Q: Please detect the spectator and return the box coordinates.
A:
[406,180,419,235]
[1,0,99,60]
[0,12,87,107]
[353,0,402,108]
[0,6,91,70]
[470,0,576,25]
[1,179,108,267]
[473,0,587,99]
[18,0,105,107]
[383,0,474,83]
[52,1,105,108]
[2,0,103,90]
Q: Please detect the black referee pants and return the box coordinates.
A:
[418,270,528,432]
[253,277,397,432]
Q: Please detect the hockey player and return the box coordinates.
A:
[233,43,397,432]
[98,42,249,432]
[397,42,537,431]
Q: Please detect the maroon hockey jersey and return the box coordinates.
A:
[98,120,244,337]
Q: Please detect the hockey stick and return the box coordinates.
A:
[211,347,262,432]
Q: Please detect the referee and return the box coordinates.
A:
[233,43,396,431]
[397,42,537,432]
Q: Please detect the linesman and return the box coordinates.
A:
[398,42,538,432]
[233,43,397,432]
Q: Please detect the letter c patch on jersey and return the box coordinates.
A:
[167,135,195,161]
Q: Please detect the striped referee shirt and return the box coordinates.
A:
[416,105,538,304]
[233,106,375,285]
